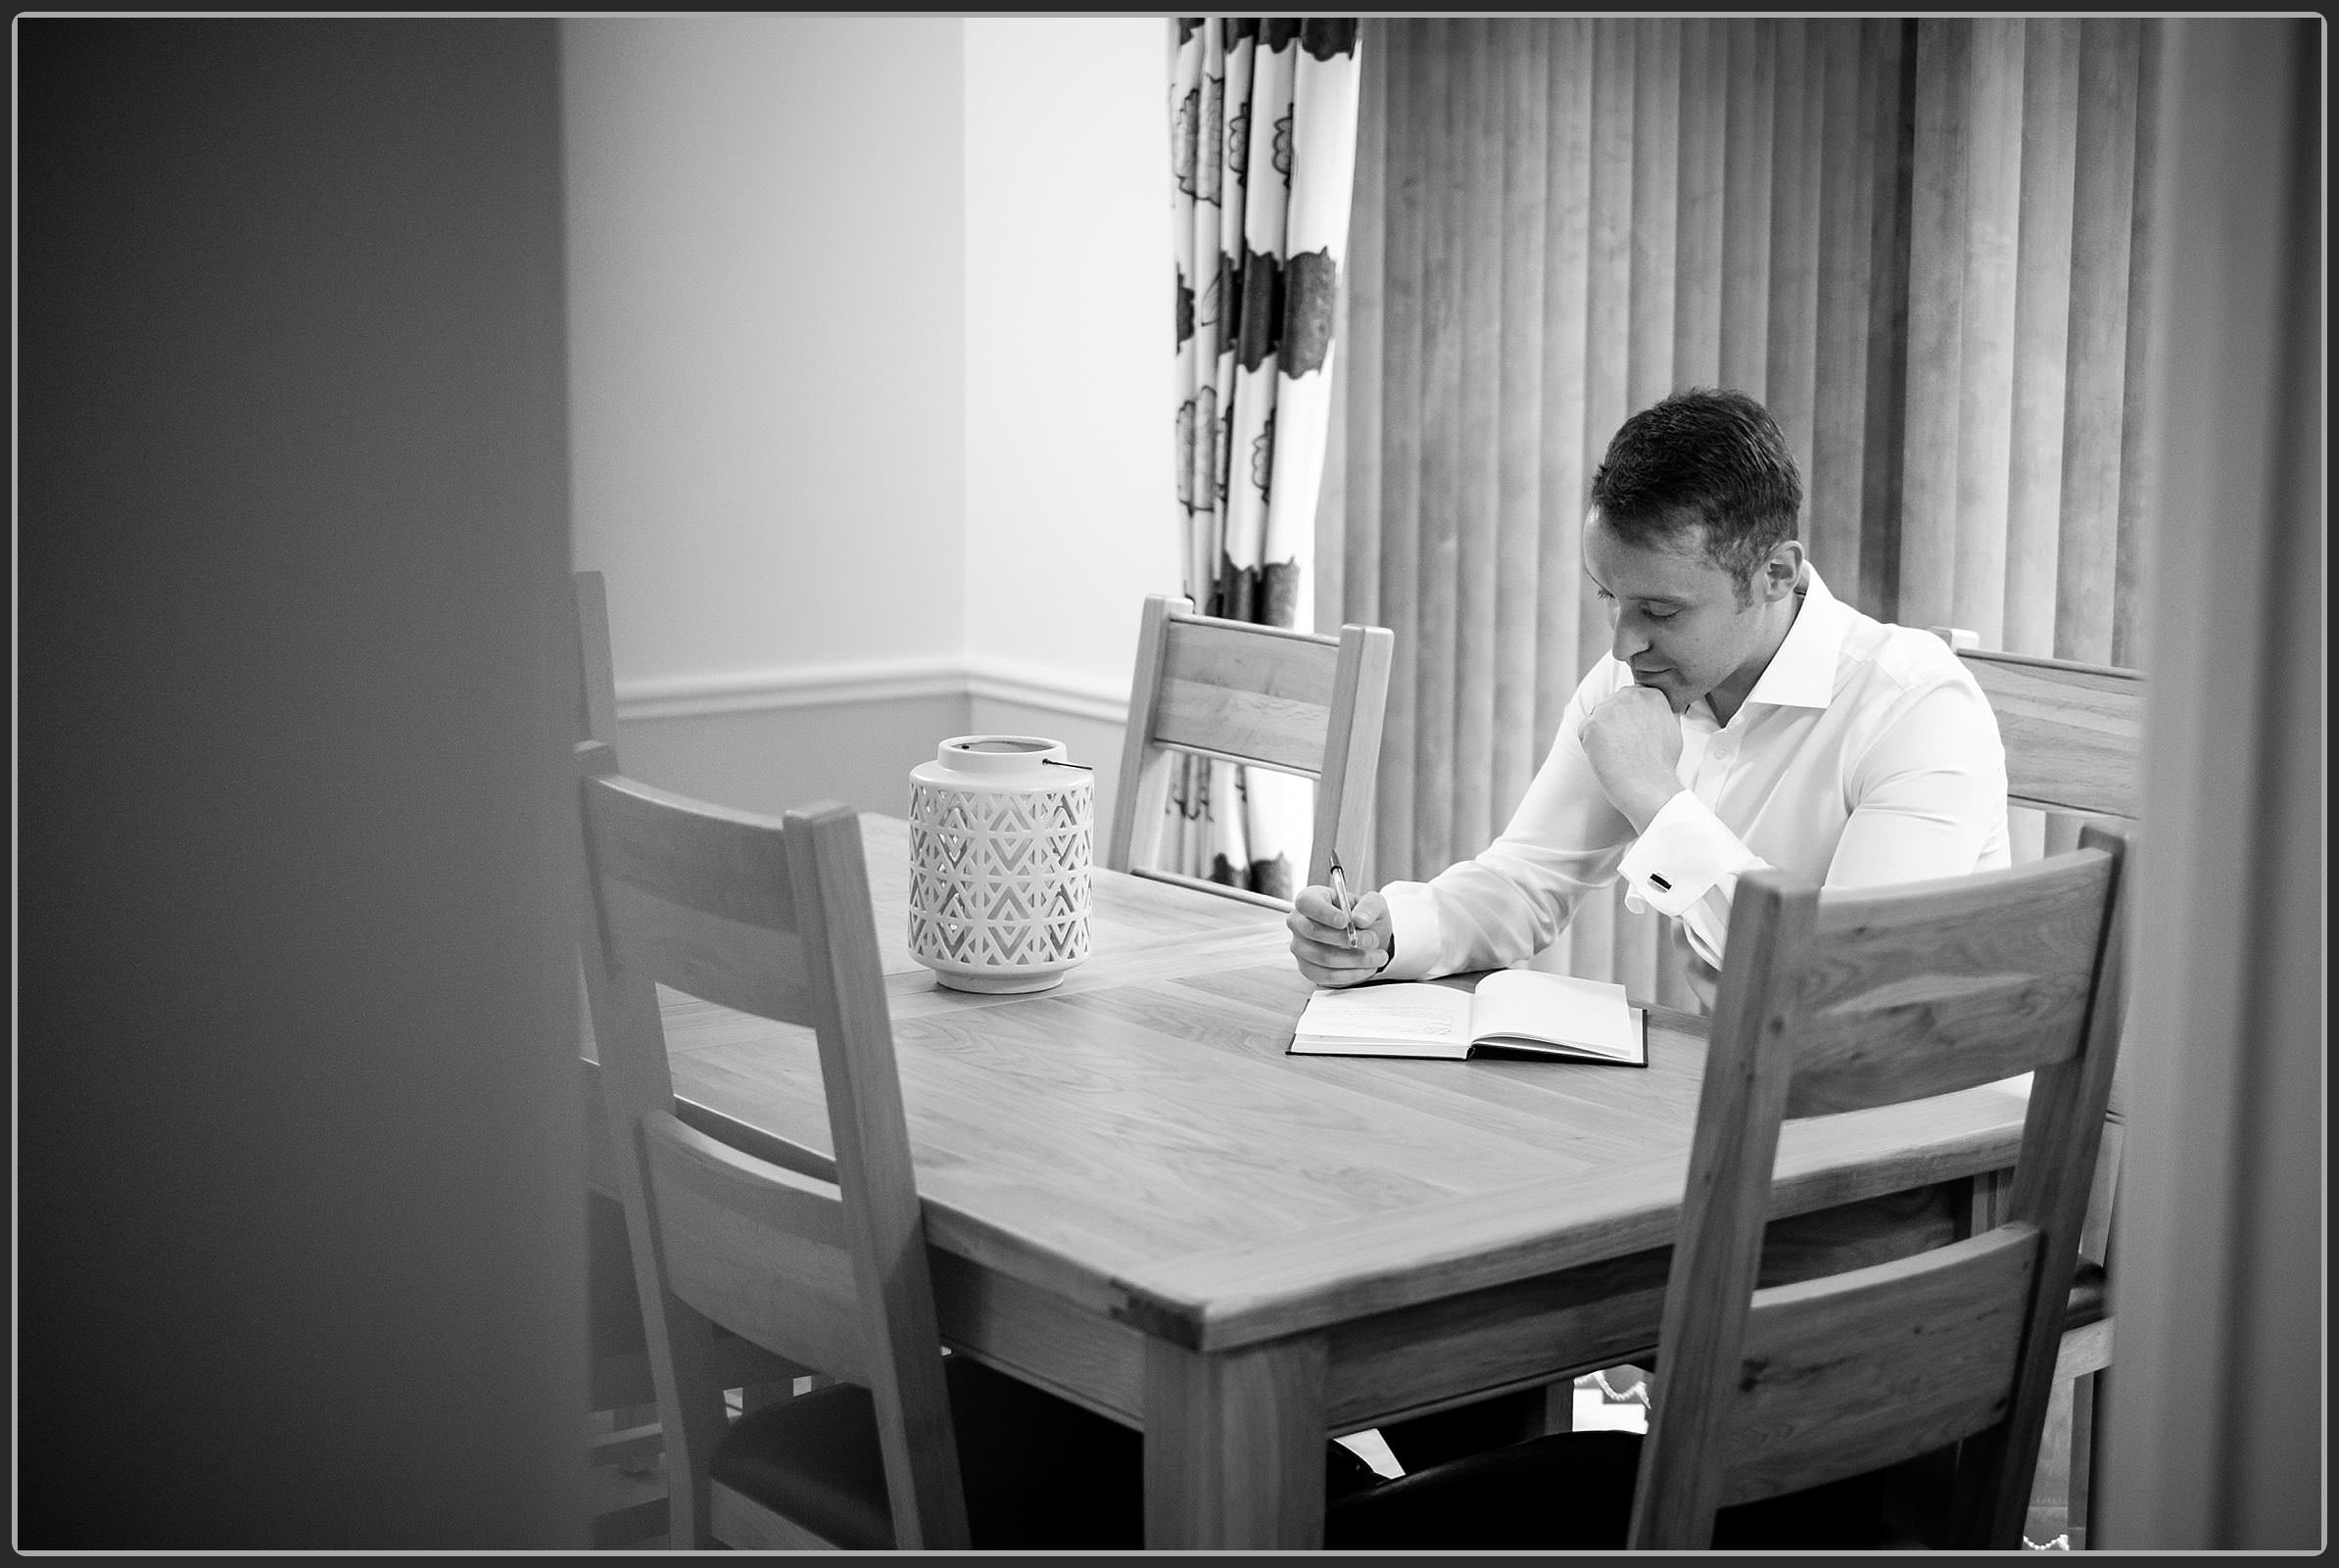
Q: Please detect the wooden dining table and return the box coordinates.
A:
[583,813,2030,1548]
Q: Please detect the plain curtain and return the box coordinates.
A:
[1321,18,2161,1003]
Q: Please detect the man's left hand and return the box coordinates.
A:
[1582,684,1687,832]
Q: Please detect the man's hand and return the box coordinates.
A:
[1581,684,1687,832]
[1288,885,1393,987]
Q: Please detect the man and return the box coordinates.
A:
[1290,387,2010,1006]
[1292,387,2011,1480]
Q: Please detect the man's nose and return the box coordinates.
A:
[1611,614,1651,665]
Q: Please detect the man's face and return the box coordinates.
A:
[1582,510,1788,716]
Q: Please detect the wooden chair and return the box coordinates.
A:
[1105,594,1394,909]
[569,570,800,1545]
[1327,826,2132,1549]
[573,568,619,749]
[574,743,1145,1549]
[1938,631,2144,1546]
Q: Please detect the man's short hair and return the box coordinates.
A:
[1588,388,1803,602]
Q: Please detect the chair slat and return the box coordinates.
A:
[1153,631,1337,774]
[1105,594,1395,896]
[1137,733,1328,781]
[600,878,814,1026]
[587,771,800,934]
[1129,864,1298,912]
[1719,1224,2039,1504]
[1631,829,2130,1550]
[1957,651,2142,819]
[1783,851,2112,1116]
[644,1111,870,1386]
[579,761,975,1548]
[1162,616,1343,703]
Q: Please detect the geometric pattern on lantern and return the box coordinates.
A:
[907,780,1094,972]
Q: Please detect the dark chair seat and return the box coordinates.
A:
[2066,1259,2109,1329]
[1326,1430,1951,1550]
[708,1354,1145,1549]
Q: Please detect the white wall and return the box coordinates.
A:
[963,17,1185,740]
[562,16,1178,826]
[562,16,971,814]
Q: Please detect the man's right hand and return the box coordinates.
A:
[1288,885,1394,987]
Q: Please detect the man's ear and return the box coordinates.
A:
[1758,539,1805,603]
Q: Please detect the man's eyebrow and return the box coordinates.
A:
[1583,572,1687,608]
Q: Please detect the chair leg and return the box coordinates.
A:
[2069,1371,2099,1549]
[2024,1376,2077,1547]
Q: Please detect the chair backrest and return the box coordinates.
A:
[1936,630,2143,1267]
[1105,594,1394,908]
[574,740,970,1549]
[1933,633,2144,820]
[1630,824,2131,1550]
[572,568,624,1201]
[573,569,619,747]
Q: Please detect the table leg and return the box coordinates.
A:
[1143,1333,1329,1547]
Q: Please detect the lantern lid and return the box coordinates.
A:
[932,735,1069,776]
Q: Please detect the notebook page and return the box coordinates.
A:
[1296,983,1475,1045]
[1470,969,1639,1057]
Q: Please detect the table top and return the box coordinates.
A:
[604,814,2029,1354]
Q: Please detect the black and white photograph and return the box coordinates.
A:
[15,12,2324,1553]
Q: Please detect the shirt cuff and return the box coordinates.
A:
[1379,882,1442,981]
[1617,790,1764,919]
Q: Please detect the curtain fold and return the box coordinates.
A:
[1328,18,2160,999]
[1169,17,1361,899]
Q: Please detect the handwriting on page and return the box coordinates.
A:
[1301,990,1469,1039]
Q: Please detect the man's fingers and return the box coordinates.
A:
[1293,884,1351,927]
[1286,909,1347,948]
[1292,930,1381,966]
[1296,953,1378,987]
[1291,884,1392,985]
[1288,892,1377,944]
[1290,922,1384,960]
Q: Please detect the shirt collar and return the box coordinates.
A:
[1739,565,1850,711]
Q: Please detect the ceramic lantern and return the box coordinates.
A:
[906,736,1093,993]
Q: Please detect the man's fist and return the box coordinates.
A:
[1288,884,1393,988]
[1581,684,1687,832]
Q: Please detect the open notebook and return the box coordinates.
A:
[1288,968,1647,1066]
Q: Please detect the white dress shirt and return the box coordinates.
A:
[1380,567,2012,1008]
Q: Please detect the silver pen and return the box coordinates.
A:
[1326,853,1361,951]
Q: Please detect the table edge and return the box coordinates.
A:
[1104,1089,2028,1353]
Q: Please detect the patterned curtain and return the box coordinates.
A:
[1326,18,2161,1003]
[1166,17,1361,899]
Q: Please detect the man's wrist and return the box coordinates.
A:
[1621,780,1686,834]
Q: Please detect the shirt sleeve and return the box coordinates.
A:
[1616,790,1764,918]
[1825,679,2011,887]
[1379,666,1640,980]
[1631,676,2012,978]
